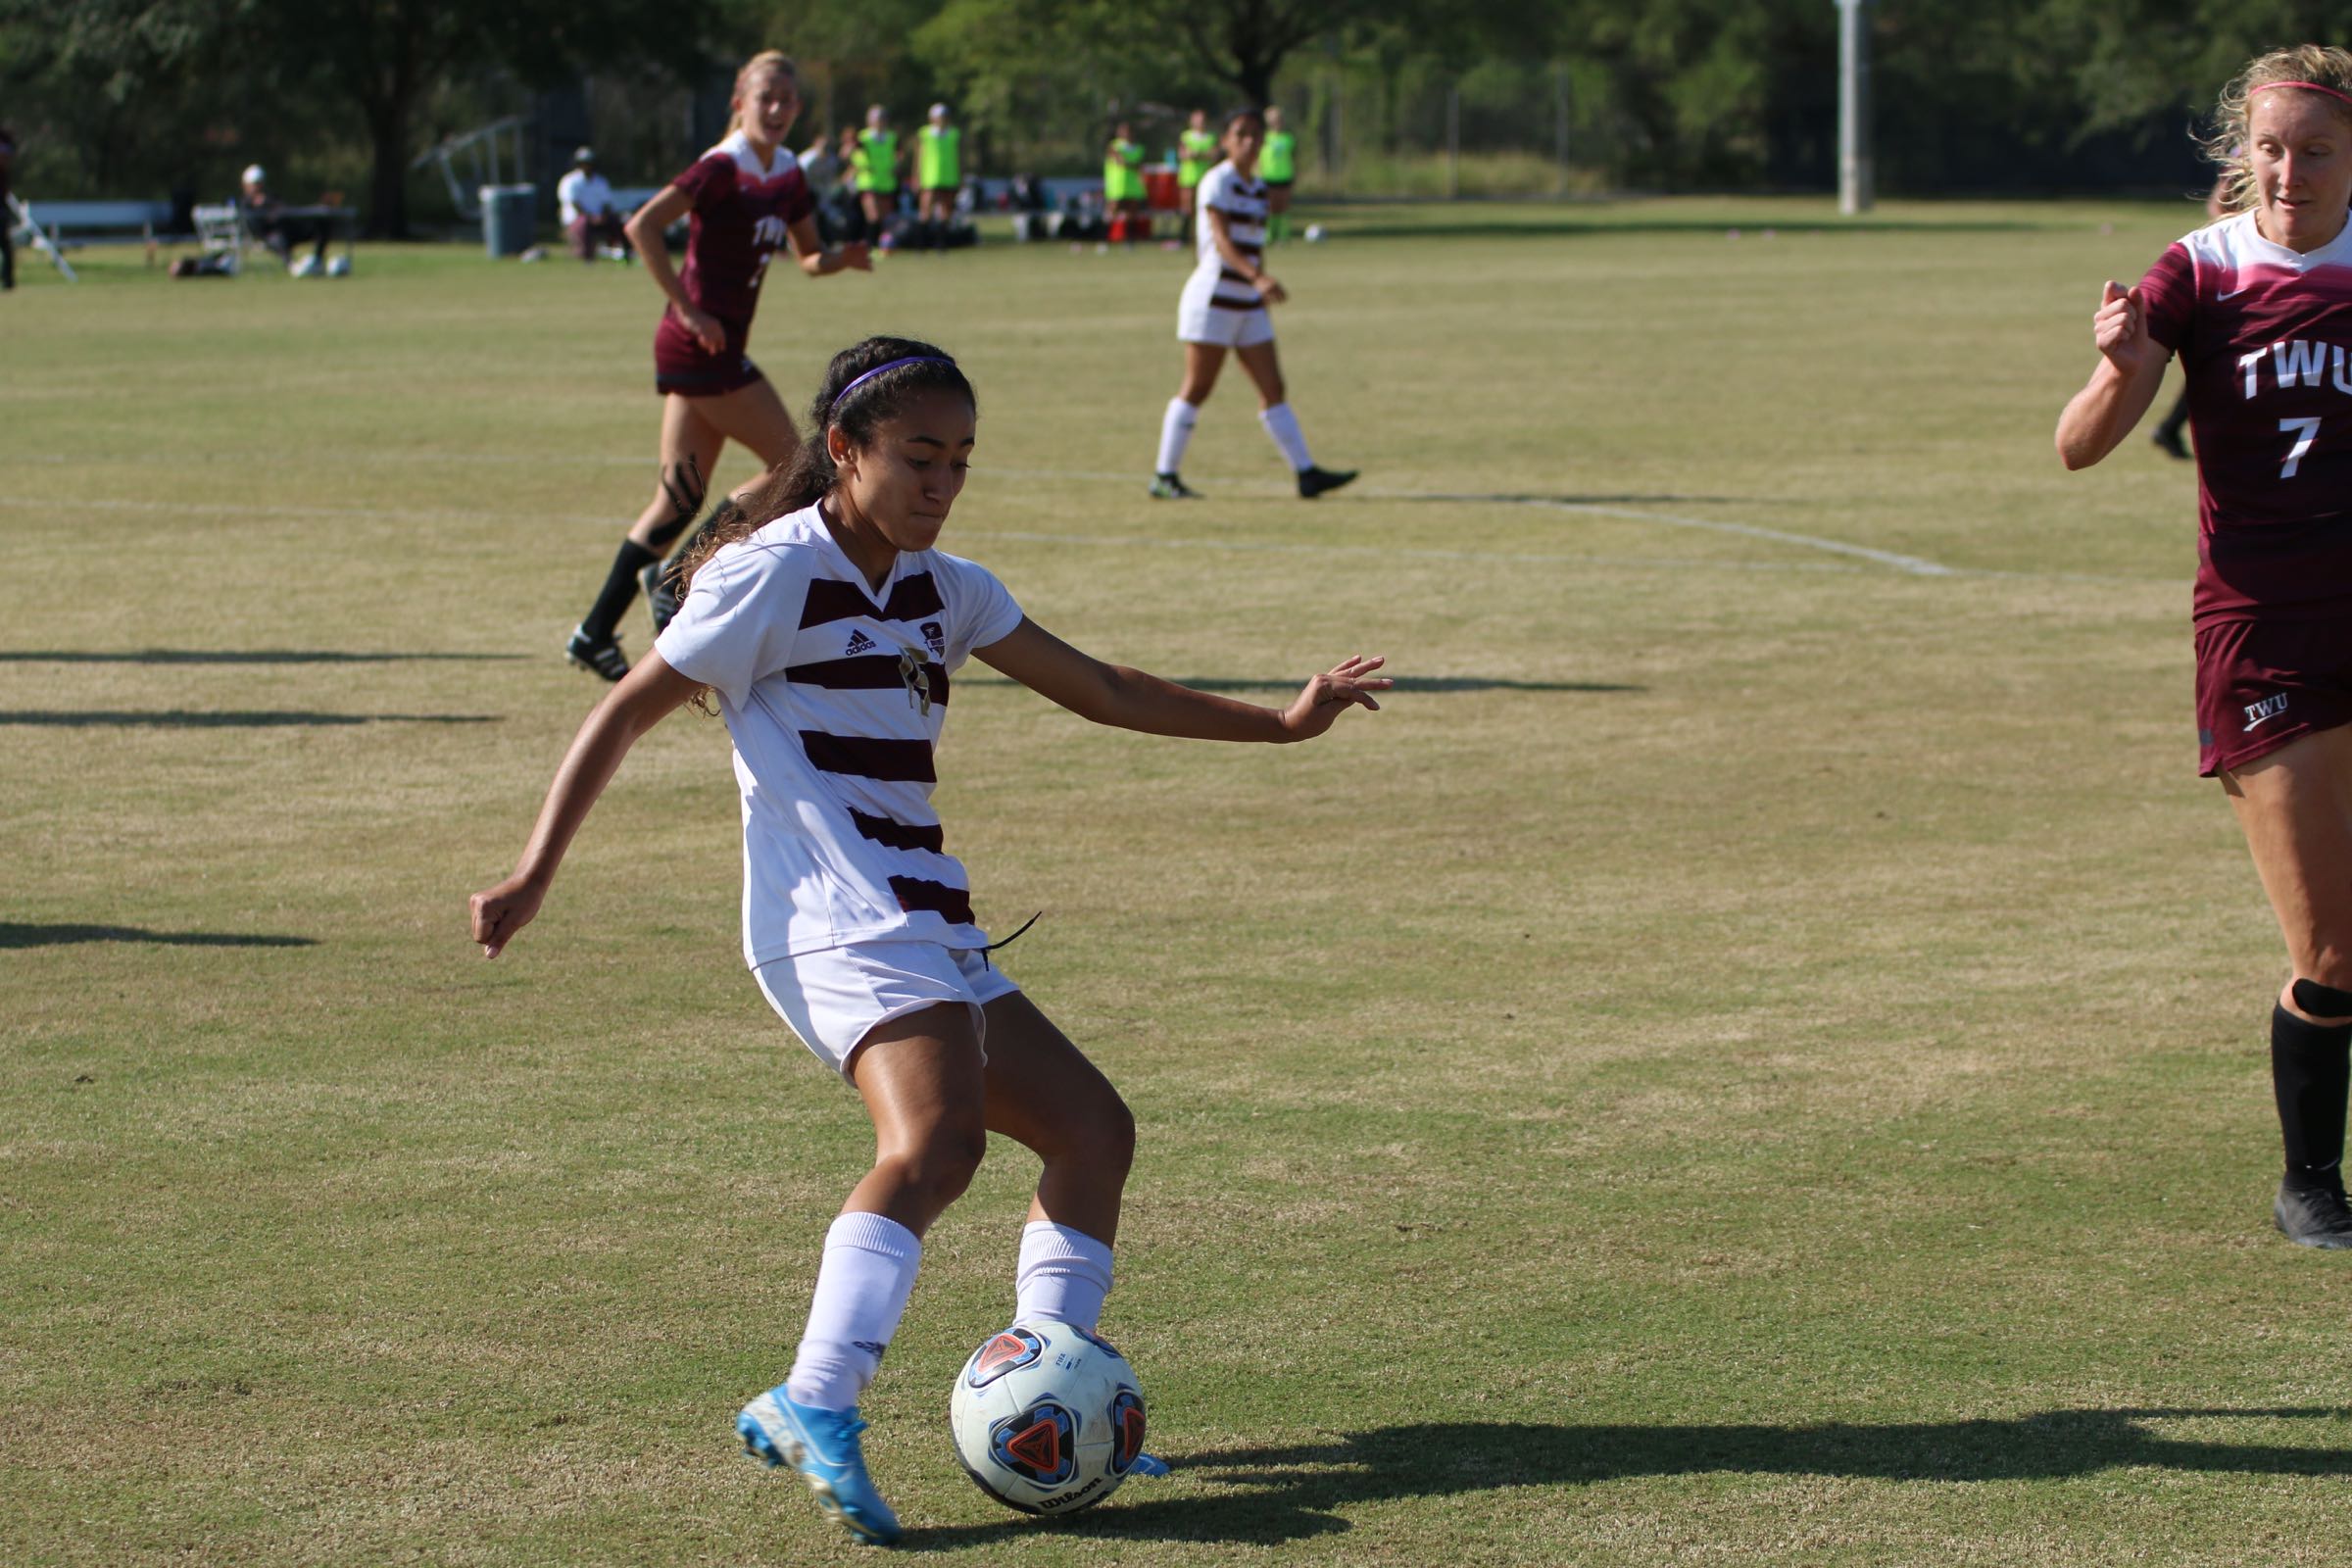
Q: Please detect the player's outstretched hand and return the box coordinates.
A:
[1280,655,1390,741]
[468,875,546,959]
[2093,281,2156,373]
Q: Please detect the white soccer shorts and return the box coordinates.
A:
[1176,277,1275,347]
[754,940,1019,1077]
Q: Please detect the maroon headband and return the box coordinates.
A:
[2252,79,2352,109]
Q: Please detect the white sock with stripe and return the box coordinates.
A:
[785,1211,922,1410]
[1258,402,1312,472]
[1155,398,1200,476]
[1013,1220,1114,1332]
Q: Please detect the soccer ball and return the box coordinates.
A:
[324,255,352,278]
[949,1319,1147,1516]
[1303,223,1326,243]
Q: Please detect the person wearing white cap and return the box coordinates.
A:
[916,103,959,223]
[237,163,331,271]
[558,146,628,262]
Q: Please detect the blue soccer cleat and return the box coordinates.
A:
[1128,1451,1172,1478]
[738,1386,902,1546]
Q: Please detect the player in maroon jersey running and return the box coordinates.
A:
[566,49,871,681]
[2057,45,2352,1248]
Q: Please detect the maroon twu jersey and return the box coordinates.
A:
[2141,212,2352,623]
[670,132,816,325]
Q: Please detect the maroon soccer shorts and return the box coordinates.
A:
[2195,615,2352,777]
[653,310,763,397]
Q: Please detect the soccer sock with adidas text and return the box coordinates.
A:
[1156,398,1200,476]
[580,538,660,641]
[1012,1220,1114,1332]
[1258,402,1312,473]
[2274,1004,2352,1192]
[786,1211,923,1410]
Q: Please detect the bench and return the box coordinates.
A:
[11,198,176,247]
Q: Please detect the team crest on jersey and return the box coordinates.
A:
[845,628,877,656]
[921,620,947,656]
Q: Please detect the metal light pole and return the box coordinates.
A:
[1836,0,1873,215]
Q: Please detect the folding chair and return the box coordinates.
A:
[191,203,247,274]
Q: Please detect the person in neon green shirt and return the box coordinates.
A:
[858,105,900,233]
[1261,103,1297,242]
[1176,108,1217,240]
[916,103,961,223]
[1103,120,1146,243]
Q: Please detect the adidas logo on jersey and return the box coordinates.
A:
[845,629,877,656]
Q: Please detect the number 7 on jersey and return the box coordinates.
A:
[2279,416,2322,479]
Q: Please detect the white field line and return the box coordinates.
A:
[1,472,2150,584]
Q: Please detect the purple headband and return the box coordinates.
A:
[2252,79,2352,109]
[828,355,957,416]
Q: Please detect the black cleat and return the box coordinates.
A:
[2152,426,2190,461]
[1297,466,1357,499]
[1149,472,1200,500]
[565,625,629,682]
[2275,1182,2352,1249]
[641,559,682,634]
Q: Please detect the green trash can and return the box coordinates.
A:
[480,183,538,258]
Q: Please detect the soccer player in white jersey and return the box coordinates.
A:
[469,338,1390,1544]
[2057,46,2352,1249]
[1151,107,1356,502]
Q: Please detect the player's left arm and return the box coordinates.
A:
[788,213,870,276]
[974,617,1387,743]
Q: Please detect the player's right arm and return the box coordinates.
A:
[625,184,725,354]
[467,655,706,957]
[2055,281,2172,469]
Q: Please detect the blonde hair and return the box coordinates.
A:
[2203,45,2352,213]
[730,50,798,134]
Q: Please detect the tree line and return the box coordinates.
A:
[0,0,2334,235]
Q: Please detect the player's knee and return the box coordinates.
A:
[1065,1095,1136,1180]
[883,1124,988,1207]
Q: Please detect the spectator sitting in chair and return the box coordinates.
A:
[239,164,331,273]
[558,146,629,263]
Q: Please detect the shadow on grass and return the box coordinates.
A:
[0,650,524,664]
[960,676,1639,696]
[1398,491,1771,508]
[902,1409,2352,1548]
[0,923,317,949]
[0,710,497,727]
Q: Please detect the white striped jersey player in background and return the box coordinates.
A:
[1152,106,1357,502]
[468,337,1391,1544]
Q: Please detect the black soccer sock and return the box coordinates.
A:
[2272,1003,2352,1192]
[580,539,661,642]
[2155,391,2190,441]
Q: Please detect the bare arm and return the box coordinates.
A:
[1205,204,1284,303]
[2055,281,2173,470]
[786,213,870,277]
[974,618,1386,743]
[466,653,707,956]
[624,185,727,354]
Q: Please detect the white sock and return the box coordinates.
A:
[785,1211,922,1411]
[1155,398,1200,476]
[1258,402,1312,472]
[1013,1220,1114,1332]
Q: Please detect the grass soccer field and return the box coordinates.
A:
[9,197,2352,1566]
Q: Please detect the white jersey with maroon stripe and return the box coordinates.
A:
[654,505,1025,966]
[1192,161,1267,310]
[2139,211,2352,623]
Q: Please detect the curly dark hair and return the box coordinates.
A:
[675,335,975,596]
